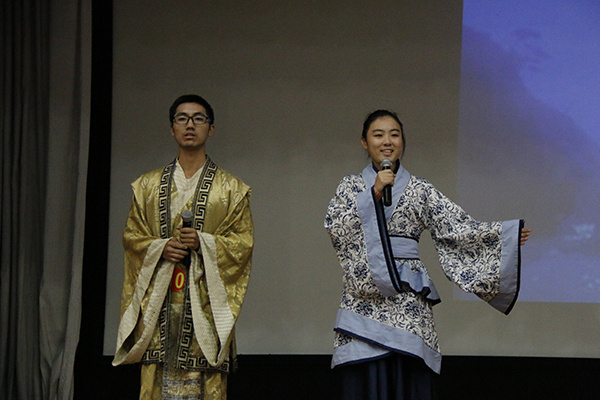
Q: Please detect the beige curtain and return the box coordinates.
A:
[0,0,91,399]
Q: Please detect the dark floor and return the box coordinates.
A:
[74,354,600,400]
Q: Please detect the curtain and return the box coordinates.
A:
[1,0,91,399]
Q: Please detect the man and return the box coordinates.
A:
[113,94,253,399]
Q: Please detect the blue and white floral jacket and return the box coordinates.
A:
[324,163,522,373]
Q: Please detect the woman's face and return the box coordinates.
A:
[361,116,404,170]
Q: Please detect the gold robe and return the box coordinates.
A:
[113,157,253,397]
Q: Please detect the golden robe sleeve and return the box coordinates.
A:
[113,171,175,366]
[188,182,253,367]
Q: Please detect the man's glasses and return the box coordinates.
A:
[173,113,211,126]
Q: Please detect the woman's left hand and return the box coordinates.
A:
[520,228,532,246]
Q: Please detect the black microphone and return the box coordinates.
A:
[381,158,393,207]
[181,210,193,266]
[181,209,193,229]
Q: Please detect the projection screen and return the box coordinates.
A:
[104,0,600,359]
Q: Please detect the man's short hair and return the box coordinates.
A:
[169,94,215,125]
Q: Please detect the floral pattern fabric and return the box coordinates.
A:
[325,166,520,371]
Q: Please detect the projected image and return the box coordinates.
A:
[458,0,600,302]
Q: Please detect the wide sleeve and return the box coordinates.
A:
[119,178,170,315]
[325,176,359,247]
[113,179,174,366]
[211,190,254,317]
[187,186,253,367]
[419,182,522,314]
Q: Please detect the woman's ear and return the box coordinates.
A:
[360,136,368,150]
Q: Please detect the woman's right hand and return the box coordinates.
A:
[374,169,396,193]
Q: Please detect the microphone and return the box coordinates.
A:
[381,159,393,207]
[181,209,193,229]
[181,210,194,266]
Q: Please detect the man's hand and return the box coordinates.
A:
[179,227,200,252]
[162,238,190,262]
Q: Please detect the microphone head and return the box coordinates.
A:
[181,209,194,226]
[381,158,393,170]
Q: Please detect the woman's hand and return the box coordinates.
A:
[374,169,395,194]
[520,228,532,246]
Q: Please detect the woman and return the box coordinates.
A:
[324,110,531,399]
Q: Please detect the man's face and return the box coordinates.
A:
[170,102,214,150]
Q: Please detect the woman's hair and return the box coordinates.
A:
[169,94,215,125]
[361,110,406,151]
